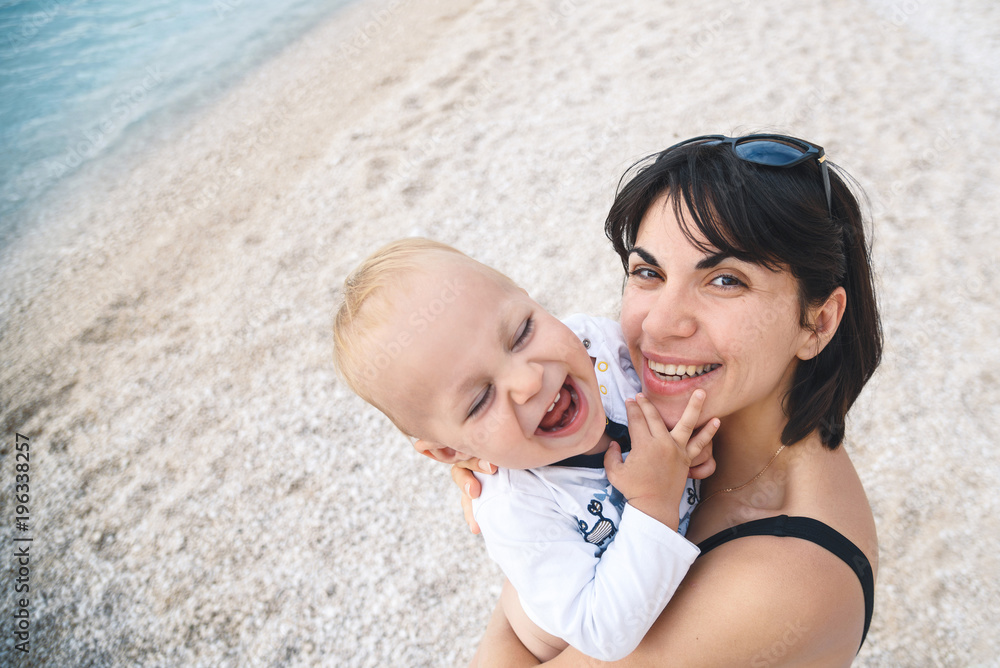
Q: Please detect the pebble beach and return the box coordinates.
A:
[1,0,999,665]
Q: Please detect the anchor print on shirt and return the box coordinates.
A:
[578,499,617,546]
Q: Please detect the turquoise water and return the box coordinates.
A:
[0,0,354,239]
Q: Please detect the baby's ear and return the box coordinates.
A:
[413,438,473,464]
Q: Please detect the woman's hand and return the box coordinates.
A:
[440,450,497,535]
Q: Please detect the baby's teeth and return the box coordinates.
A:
[547,392,561,413]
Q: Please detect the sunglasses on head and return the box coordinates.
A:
[663,134,832,217]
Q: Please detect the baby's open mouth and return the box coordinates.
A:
[536,378,579,433]
[648,360,720,381]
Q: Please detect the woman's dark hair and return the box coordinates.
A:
[605,140,882,449]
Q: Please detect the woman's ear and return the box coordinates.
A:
[412,438,473,464]
[797,286,847,361]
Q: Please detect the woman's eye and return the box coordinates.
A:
[513,316,534,350]
[628,266,661,281]
[710,274,745,288]
[469,385,494,419]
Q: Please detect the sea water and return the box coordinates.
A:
[0,0,355,241]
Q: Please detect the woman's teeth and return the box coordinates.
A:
[648,360,720,380]
[547,392,561,413]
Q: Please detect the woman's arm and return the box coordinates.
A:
[476,594,542,668]
[476,536,867,667]
[451,460,490,534]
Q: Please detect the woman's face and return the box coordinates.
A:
[620,194,815,430]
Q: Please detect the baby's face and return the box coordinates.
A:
[372,258,607,469]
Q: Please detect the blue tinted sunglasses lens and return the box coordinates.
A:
[733,140,806,166]
[663,134,832,216]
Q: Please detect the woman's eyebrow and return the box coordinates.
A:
[629,247,659,266]
[632,246,733,270]
[695,252,733,270]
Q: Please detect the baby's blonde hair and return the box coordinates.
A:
[333,237,515,435]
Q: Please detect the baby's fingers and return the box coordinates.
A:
[450,464,482,534]
[687,417,720,461]
[670,389,707,446]
[603,441,625,480]
[634,393,669,437]
[625,395,651,440]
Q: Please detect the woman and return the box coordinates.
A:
[454,134,882,666]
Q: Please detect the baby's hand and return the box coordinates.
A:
[687,429,717,481]
[604,390,719,530]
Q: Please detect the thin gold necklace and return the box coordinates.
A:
[699,444,786,505]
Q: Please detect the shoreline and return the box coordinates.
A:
[0,0,365,239]
[0,0,474,371]
[3,0,1000,665]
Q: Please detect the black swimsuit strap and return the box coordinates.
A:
[697,515,874,652]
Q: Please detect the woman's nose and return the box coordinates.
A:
[509,361,545,405]
[644,286,697,340]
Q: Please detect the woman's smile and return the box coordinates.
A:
[641,356,722,395]
[646,360,720,380]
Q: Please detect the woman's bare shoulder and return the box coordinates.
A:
[621,442,875,667]
[622,533,865,667]
[787,441,879,574]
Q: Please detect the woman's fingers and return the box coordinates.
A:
[463,492,480,535]
[670,389,706,445]
[451,464,483,534]
[454,457,496,474]
[451,464,481,496]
